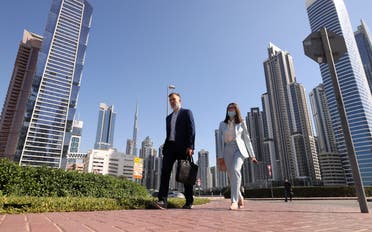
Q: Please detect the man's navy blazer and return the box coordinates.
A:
[163,108,195,156]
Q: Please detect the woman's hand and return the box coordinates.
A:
[186,148,194,156]
[251,157,258,164]
[217,158,227,171]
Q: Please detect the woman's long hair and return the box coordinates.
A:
[223,102,243,124]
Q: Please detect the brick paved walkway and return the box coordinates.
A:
[1,199,372,232]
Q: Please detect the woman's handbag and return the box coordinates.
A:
[176,156,198,185]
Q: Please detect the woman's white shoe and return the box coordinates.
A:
[229,202,239,210]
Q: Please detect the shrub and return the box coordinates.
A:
[0,158,148,199]
[0,159,211,214]
[0,196,210,214]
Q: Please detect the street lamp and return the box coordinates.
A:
[166,85,176,116]
[303,27,369,213]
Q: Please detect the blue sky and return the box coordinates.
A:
[1,0,371,166]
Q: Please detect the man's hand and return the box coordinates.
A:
[186,148,194,156]
[251,157,258,164]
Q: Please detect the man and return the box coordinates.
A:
[284,179,293,202]
[155,93,195,209]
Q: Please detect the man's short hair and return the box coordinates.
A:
[168,92,181,98]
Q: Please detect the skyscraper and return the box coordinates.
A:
[69,119,83,153]
[309,84,337,154]
[243,108,267,187]
[197,149,212,191]
[263,43,321,184]
[355,20,372,93]
[309,84,346,185]
[125,139,134,155]
[66,119,85,171]
[0,30,42,160]
[289,82,321,183]
[210,166,217,189]
[132,103,139,156]
[261,93,281,181]
[15,0,92,168]
[140,136,157,189]
[94,103,116,150]
[215,129,229,188]
[306,0,372,185]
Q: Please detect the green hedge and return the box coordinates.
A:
[0,196,210,214]
[0,159,211,213]
[223,186,372,198]
[0,158,148,198]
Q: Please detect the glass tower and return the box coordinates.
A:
[309,84,338,153]
[17,0,92,168]
[355,20,372,94]
[69,119,83,153]
[309,85,346,185]
[263,43,320,184]
[306,0,372,185]
[94,103,116,150]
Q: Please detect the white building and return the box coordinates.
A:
[84,148,141,181]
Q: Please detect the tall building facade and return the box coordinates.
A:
[140,136,158,189]
[310,84,346,185]
[69,119,83,153]
[261,93,281,181]
[197,149,213,191]
[65,119,84,171]
[242,108,267,187]
[0,30,42,159]
[94,103,116,150]
[125,139,134,155]
[355,20,372,93]
[263,43,321,184]
[132,103,139,156]
[309,84,338,154]
[15,0,92,168]
[215,129,229,188]
[306,0,372,185]
[289,83,321,183]
[210,166,217,189]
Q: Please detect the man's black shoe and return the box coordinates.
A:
[182,204,193,209]
[154,200,167,209]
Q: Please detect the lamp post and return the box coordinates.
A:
[303,27,369,213]
[166,85,176,116]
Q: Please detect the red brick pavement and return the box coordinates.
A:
[1,199,372,232]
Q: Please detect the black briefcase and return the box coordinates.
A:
[176,156,198,185]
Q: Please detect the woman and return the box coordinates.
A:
[218,103,258,210]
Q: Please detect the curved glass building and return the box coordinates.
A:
[306,0,372,185]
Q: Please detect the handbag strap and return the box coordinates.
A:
[186,155,194,163]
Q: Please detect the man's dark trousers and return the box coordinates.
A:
[158,142,194,206]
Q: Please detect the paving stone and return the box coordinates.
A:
[1,199,372,231]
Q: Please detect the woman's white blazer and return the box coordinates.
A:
[218,121,256,159]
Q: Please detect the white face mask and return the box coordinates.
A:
[228,111,236,118]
